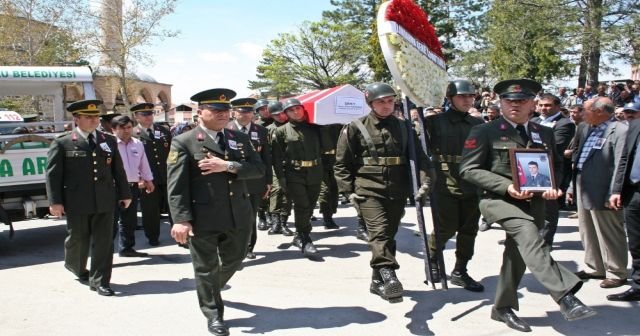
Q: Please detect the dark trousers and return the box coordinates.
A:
[318,162,338,216]
[64,212,114,287]
[140,183,169,242]
[541,199,560,246]
[624,191,640,287]
[359,196,406,270]
[428,192,480,265]
[495,217,581,310]
[288,182,321,234]
[248,193,261,252]
[189,227,251,320]
[269,174,291,216]
[114,185,140,251]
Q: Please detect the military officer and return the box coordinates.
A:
[168,88,264,336]
[266,101,293,236]
[46,99,131,296]
[425,79,484,292]
[335,83,434,303]
[228,97,271,259]
[133,103,172,246]
[98,111,121,134]
[271,98,323,258]
[459,79,596,333]
[318,123,343,229]
[254,98,273,128]
[252,99,273,231]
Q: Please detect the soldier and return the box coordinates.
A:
[252,99,273,231]
[460,79,596,332]
[98,111,121,134]
[335,83,434,303]
[318,123,343,229]
[266,101,293,236]
[254,98,273,127]
[168,88,264,336]
[271,98,323,258]
[132,103,172,246]
[228,98,271,259]
[425,79,485,292]
[46,100,131,296]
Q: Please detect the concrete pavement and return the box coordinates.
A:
[0,205,637,336]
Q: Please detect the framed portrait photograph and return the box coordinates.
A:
[509,148,556,192]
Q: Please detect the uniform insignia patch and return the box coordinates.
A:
[499,123,507,130]
[464,138,477,149]
[500,136,508,141]
[167,150,178,164]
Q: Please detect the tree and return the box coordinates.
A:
[250,19,369,97]
[0,0,86,65]
[77,0,178,109]
[485,0,574,82]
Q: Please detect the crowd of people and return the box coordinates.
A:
[42,78,640,335]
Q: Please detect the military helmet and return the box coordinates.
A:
[282,98,303,112]
[364,82,396,104]
[268,101,285,115]
[446,79,476,97]
[254,99,269,111]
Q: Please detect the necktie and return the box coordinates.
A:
[516,124,529,144]
[217,132,225,151]
[241,126,247,134]
[88,133,96,151]
[147,128,155,140]
[630,143,640,184]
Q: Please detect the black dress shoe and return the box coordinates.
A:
[292,234,303,248]
[450,270,484,292]
[607,288,640,301]
[90,285,115,296]
[246,251,256,259]
[491,307,531,332]
[207,317,229,336]
[558,293,597,321]
[78,271,89,283]
[119,249,149,257]
[148,239,160,247]
[323,218,339,229]
[575,270,605,280]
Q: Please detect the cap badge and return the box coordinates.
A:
[88,104,96,110]
[220,94,226,101]
[510,85,522,92]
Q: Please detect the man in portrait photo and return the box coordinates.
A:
[524,161,552,187]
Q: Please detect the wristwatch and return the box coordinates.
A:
[226,161,235,171]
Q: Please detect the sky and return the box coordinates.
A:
[137,0,334,105]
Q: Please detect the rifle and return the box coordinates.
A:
[401,96,447,290]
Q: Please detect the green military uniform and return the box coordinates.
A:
[425,80,485,291]
[46,100,131,294]
[227,97,271,258]
[167,89,264,332]
[266,101,293,235]
[318,123,343,228]
[271,99,323,256]
[252,99,273,231]
[459,79,591,331]
[133,103,172,245]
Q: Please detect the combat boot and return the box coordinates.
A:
[292,232,303,248]
[379,267,403,303]
[323,213,339,229]
[301,233,319,258]
[267,214,282,235]
[257,210,269,231]
[356,217,368,241]
[451,270,484,292]
[369,269,385,298]
[280,215,294,236]
[429,258,441,284]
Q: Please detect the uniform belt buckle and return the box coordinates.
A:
[387,157,401,165]
[300,160,314,167]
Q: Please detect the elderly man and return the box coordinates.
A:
[460,78,596,333]
[570,97,628,289]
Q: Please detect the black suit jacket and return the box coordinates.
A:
[226,121,272,194]
[46,129,131,215]
[613,119,640,204]
[134,124,172,185]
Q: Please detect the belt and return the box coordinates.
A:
[290,159,319,167]
[435,154,462,163]
[361,157,406,166]
[323,149,336,155]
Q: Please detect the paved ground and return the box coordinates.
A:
[0,204,638,336]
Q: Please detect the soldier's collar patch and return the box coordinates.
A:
[71,132,78,141]
[499,123,508,130]
[197,132,205,142]
[464,138,477,149]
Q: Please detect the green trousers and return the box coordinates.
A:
[287,182,321,233]
[189,227,251,320]
[269,172,291,216]
[64,212,114,287]
[358,196,406,269]
[318,161,339,216]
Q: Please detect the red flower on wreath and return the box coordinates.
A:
[385,0,444,58]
